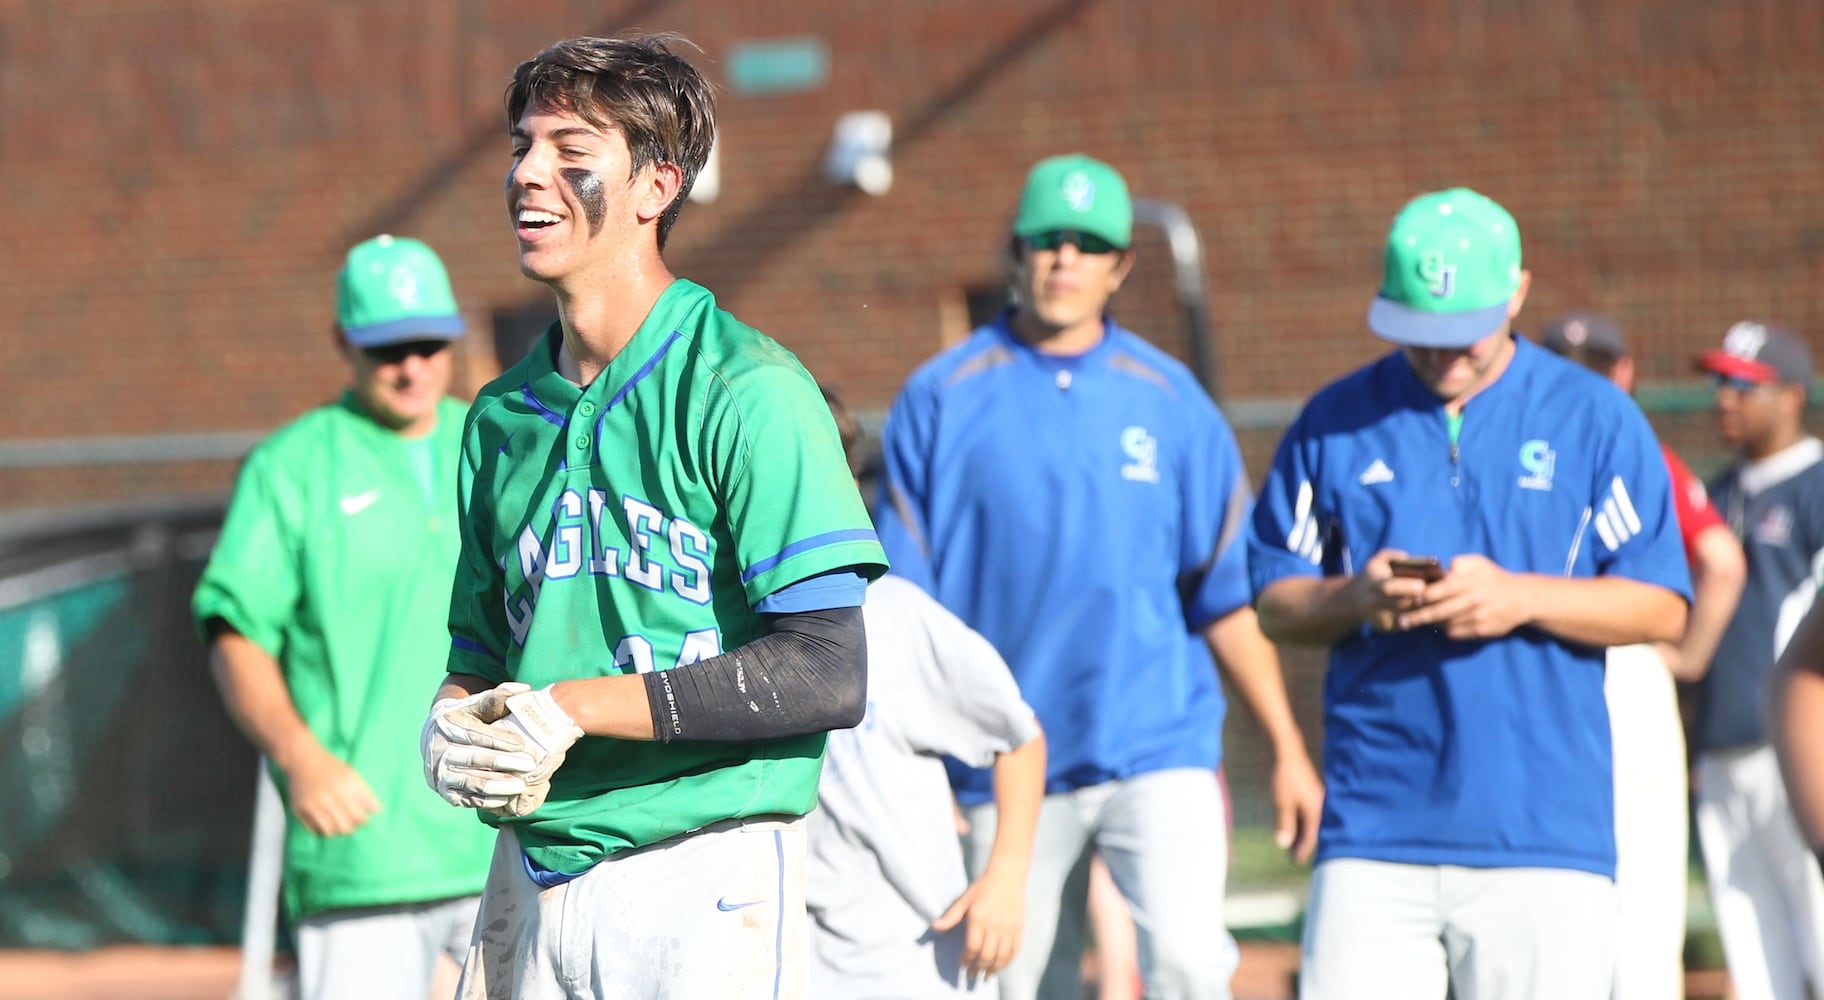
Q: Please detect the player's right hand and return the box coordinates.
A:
[1353,549,1431,632]
[1394,553,1530,639]
[932,863,1025,977]
[422,683,539,810]
[284,745,381,838]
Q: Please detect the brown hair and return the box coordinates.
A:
[819,384,863,480]
[505,33,716,249]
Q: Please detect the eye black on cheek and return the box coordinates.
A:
[560,168,606,236]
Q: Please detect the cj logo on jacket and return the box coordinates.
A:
[1121,426,1159,483]
[1518,440,1556,491]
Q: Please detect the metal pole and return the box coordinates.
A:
[235,761,285,1000]
[1132,197,1219,401]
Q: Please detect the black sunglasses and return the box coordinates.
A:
[362,339,451,365]
[1708,371,1772,393]
[1023,230,1122,255]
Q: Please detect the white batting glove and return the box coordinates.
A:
[479,686,585,819]
[421,683,537,810]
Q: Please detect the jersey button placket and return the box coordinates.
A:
[573,401,598,459]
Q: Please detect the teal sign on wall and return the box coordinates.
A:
[725,36,830,95]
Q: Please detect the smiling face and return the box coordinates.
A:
[504,36,716,252]
[342,334,452,437]
[506,106,653,287]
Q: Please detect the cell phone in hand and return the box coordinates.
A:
[1387,556,1444,582]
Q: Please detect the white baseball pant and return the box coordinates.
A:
[961,767,1238,1000]
[1299,859,1616,1000]
[456,817,808,1000]
[1694,742,1824,1000]
[1605,642,1689,1000]
[295,894,479,1000]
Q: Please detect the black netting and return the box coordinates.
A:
[0,502,257,948]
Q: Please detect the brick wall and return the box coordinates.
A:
[2,0,1820,508]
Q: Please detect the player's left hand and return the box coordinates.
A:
[476,686,585,819]
[1271,750,1325,863]
[493,686,584,776]
[1395,554,1534,640]
[932,864,1025,978]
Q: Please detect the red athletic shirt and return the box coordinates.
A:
[1662,443,1724,565]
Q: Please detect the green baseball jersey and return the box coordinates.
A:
[193,394,494,918]
[447,279,886,875]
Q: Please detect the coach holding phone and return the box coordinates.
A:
[1245,189,1692,1000]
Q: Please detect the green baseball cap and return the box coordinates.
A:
[1368,188,1523,348]
[336,235,465,347]
[1012,154,1132,250]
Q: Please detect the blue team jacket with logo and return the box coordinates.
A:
[877,314,1253,805]
[1247,336,1691,878]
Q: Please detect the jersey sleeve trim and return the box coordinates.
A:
[1591,475,1645,553]
[741,528,882,584]
[753,569,868,613]
[447,636,508,684]
[1285,480,1327,566]
[451,634,504,663]
[193,603,283,660]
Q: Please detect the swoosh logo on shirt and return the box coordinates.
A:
[715,897,763,912]
[339,490,381,515]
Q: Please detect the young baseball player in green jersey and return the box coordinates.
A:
[194,235,494,1000]
[418,34,887,999]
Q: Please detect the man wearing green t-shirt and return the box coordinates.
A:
[418,34,887,999]
[194,235,494,1000]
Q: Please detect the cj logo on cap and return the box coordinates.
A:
[1061,170,1096,212]
[388,267,423,308]
[1722,321,1768,359]
[1419,250,1456,300]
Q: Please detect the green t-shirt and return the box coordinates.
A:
[447,279,887,874]
[193,393,494,918]
[401,433,439,507]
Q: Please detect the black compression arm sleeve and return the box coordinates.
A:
[643,605,867,742]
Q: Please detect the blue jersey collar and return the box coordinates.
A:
[990,309,1122,371]
[1392,332,1535,411]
